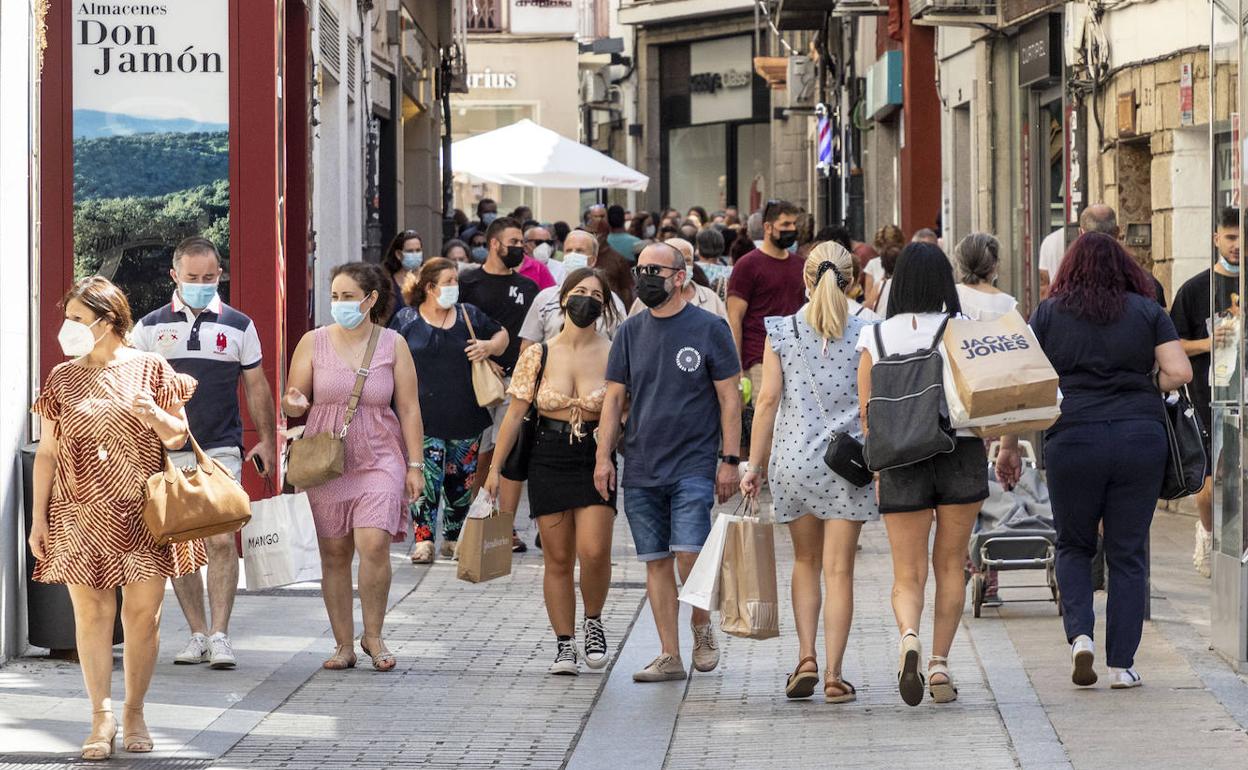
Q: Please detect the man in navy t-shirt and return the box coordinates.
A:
[596,242,742,683]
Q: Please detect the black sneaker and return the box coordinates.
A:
[512,530,528,553]
[549,639,579,676]
[582,618,608,670]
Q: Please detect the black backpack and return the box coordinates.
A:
[863,316,957,472]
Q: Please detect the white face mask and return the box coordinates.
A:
[533,243,554,264]
[563,252,590,271]
[436,284,460,309]
[58,317,103,357]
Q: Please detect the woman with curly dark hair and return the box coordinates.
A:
[999,232,1190,691]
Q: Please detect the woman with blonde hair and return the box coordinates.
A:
[740,240,878,703]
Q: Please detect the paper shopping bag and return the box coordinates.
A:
[241,493,322,590]
[457,491,515,583]
[718,513,779,640]
[942,311,1060,436]
[678,512,736,611]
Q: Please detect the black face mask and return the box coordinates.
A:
[636,273,674,309]
[565,295,604,328]
[771,229,798,250]
[501,245,526,269]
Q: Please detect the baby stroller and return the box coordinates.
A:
[970,441,1061,618]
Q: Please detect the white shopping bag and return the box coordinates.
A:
[241,493,322,590]
[678,512,738,611]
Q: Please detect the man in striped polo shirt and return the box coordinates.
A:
[132,236,276,670]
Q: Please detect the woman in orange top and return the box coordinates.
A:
[29,277,205,760]
[485,268,620,676]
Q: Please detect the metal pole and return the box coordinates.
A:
[440,52,456,242]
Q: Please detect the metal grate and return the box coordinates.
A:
[318,0,341,81]
[910,0,998,16]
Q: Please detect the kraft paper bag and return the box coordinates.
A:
[678,512,736,611]
[942,311,1060,435]
[241,493,322,590]
[718,513,780,640]
[457,491,514,584]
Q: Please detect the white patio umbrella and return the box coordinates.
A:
[451,119,649,191]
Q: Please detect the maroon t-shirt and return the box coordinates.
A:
[727,248,808,369]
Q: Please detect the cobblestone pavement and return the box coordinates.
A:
[2,500,1247,770]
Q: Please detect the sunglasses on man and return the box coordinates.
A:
[526,238,556,247]
[632,264,685,278]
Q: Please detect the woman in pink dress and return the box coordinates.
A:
[284,262,425,671]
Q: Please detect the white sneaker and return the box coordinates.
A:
[1109,667,1142,689]
[581,617,609,670]
[1071,635,1097,687]
[549,639,580,676]
[1194,523,1212,578]
[174,633,210,665]
[208,632,237,670]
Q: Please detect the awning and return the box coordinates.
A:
[451,119,649,192]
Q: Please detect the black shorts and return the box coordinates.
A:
[527,419,617,517]
[878,438,989,514]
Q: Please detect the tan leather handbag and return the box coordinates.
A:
[286,326,381,489]
[462,305,506,408]
[142,435,252,546]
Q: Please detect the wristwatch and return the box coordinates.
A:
[718,453,740,466]
[407,461,425,470]
[740,461,756,474]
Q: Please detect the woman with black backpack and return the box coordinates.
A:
[855,242,987,707]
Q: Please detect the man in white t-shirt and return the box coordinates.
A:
[1038,227,1067,299]
[518,228,626,348]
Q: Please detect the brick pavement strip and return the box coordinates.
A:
[211,516,648,770]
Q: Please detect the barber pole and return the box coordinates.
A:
[816,103,832,175]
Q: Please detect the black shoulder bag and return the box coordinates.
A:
[1159,384,1207,500]
[500,344,548,482]
[790,316,873,487]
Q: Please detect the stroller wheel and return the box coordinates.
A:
[972,573,984,618]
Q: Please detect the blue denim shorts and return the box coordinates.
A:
[622,477,715,561]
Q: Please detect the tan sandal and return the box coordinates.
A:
[928,656,958,703]
[824,672,858,704]
[898,630,925,707]
[359,636,397,672]
[784,656,820,699]
[81,709,117,761]
[322,642,357,670]
[122,704,153,753]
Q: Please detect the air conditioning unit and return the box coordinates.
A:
[580,69,608,104]
[909,0,1002,28]
[832,0,889,15]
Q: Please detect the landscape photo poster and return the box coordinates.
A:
[72,1,230,318]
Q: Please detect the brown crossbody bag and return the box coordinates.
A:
[286,326,381,489]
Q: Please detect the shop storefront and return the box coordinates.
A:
[1209,0,1248,672]
[656,34,769,213]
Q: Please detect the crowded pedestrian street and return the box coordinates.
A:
[2,495,1246,770]
[7,1,1248,769]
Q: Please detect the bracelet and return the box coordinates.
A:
[407,461,425,470]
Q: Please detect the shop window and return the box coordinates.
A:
[735,123,769,213]
[668,124,726,213]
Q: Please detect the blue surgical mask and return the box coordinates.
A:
[563,253,589,271]
[436,285,460,309]
[180,282,218,310]
[331,300,368,329]
[471,246,488,263]
[401,251,423,270]
[481,212,498,226]
[1220,256,1240,275]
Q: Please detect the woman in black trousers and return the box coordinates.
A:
[998,233,1190,690]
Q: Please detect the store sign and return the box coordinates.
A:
[468,69,518,90]
[509,0,577,36]
[1018,15,1060,88]
[72,1,230,319]
[690,36,753,125]
[1180,63,1194,126]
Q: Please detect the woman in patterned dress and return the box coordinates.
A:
[740,242,879,704]
[29,276,206,760]
[284,262,425,672]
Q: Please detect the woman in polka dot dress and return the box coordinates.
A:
[740,241,878,704]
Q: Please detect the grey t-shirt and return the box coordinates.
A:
[606,303,740,487]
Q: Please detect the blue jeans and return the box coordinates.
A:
[622,477,715,561]
[1045,419,1166,669]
